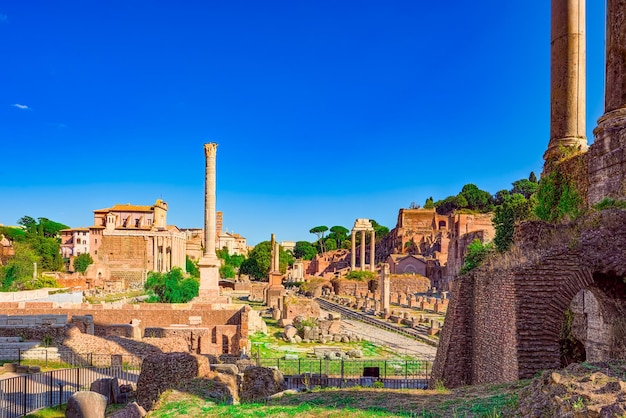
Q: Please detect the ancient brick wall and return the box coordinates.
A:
[433,210,626,387]
[0,302,249,355]
[99,235,149,269]
[331,279,370,296]
[389,275,430,295]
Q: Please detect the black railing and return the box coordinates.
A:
[0,349,143,370]
[257,358,430,390]
[0,366,139,418]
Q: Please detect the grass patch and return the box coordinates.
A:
[147,382,529,417]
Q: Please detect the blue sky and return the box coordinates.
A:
[0,1,607,246]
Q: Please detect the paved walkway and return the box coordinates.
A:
[320,309,437,360]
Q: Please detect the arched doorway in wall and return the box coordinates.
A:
[560,272,626,367]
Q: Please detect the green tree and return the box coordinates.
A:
[370,220,389,241]
[186,256,200,278]
[219,264,236,280]
[293,241,317,260]
[73,253,93,274]
[493,194,534,252]
[424,196,435,209]
[494,189,510,206]
[459,184,494,212]
[240,241,292,280]
[529,171,538,183]
[0,226,26,242]
[144,267,198,303]
[329,225,349,249]
[511,179,538,199]
[459,239,494,275]
[0,242,39,290]
[240,241,272,280]
[324,238,337,251]
[309,226,328,253]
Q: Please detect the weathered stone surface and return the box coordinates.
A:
[433,210,626,388]
[515,362,626,417]
[211,364,239,376]
[136,352,210,411]
[65,391,107,418]
[89,377,121,404]
[108,402,147,418]
[240,367,286,402]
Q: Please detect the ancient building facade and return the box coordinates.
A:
[379,209,494,291]
[87,199,186,288]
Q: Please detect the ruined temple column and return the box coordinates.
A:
[544,0,587,167]
[197,143,221,300]
[605,0,626,114]
[360,230,366,271]
[369,230,376,272]
[379,263,390,317]
[350,230,356,270]
[589,0,626,203]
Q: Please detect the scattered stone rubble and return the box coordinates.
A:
[280,315,362,345]
[516,361,626,417]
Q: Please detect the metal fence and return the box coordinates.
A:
[1,348,143,370]
[257,358,430,390]
[0,366,139,418]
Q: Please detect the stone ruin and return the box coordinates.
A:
[0,301,253,359]
[433,0,626,388]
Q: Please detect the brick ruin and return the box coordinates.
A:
[378,209,495,291]
[433,0,626,388]
[0,302,251,357]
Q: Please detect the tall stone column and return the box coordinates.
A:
[379,263,390,317]
[605,0,626,114]
[589,0,626,203]
[369,230,376,272]
[544,0,587,167]
[197,143,222,300]
[360,230,366,271]
[350,230,356,271]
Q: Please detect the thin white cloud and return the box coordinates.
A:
[0,14,7,23]
[12,104,29,110]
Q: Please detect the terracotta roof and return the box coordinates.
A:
[110,204,154,212]
[94,204,155,213]
[60,227,90,232]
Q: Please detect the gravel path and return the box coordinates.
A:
[320,309,437,360]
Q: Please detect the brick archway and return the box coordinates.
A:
[514,261,594,378]
[433,211,626,388]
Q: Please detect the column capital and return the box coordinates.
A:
[204,143,218,158]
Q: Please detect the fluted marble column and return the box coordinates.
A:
[350,230,356,271]
[369,230,376,271]
[360,231,366,271]
[589,0,626,203]
[544,0,587,166]
[605,0,626,113]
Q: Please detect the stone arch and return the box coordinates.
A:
[402,265,417,274]
[514,262,595,378]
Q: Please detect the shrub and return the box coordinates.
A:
[459,239,494,275]
[535,171,583,222]
[345,270,377,281]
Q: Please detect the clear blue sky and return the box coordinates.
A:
[0,1,607,246]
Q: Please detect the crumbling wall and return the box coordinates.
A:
[433,210,626,387]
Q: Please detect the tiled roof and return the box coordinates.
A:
[94,204,154,212]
